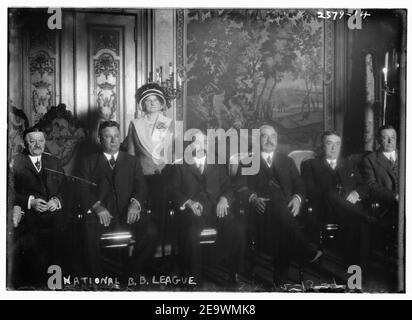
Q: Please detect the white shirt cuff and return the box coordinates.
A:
[27,195,35,209]
[180,200,190,210]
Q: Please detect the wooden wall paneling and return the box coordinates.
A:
[75,12,136,139]
[74,12,88,125]
[153,9,175,121]
[8,11,24,111]
[333,17,348,136]
[60,10,75,113]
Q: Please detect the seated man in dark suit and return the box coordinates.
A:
[236,125,321,286]
[301,130,370,267]
[11,126,65,288]
[78,121,158,281]
[362,125,399,214]
[362,125,399,261]
[170,130,245,286]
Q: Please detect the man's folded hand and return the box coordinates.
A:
[47,198,59,212]
[346,190,360,204]
[13,205,24,228]
[186,200,203,216]
[250,194,267,214]
[30,198,48,212]
[217,197,229,218]
[96,207,112,227]
[127,199,141,224]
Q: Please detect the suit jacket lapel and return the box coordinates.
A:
[112,151,125,181]
[260,155,272,177]
[320,157,336,176]
[187,162,203,181]
[98,152,115,184]
[376,152,396,182]
[22,154,45,188]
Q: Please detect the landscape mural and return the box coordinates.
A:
[185,9,325,153]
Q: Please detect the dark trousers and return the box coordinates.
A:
[176,209,245,281]
[324,192,370,267]
[267,195,316,272]
[84,213,158,278]
[11,212,60,288]
[146,173,168,248]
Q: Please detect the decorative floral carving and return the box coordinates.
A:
[94,53,118,80]
[29,52,55,124]
[94,53,119,121]
[29,53,54,77]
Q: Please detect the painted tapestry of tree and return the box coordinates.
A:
[186,9,324,153]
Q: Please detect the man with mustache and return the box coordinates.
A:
[10,126,65,288]
[362,125,400,249]
[236,125,321,287]
[362,125,399,209]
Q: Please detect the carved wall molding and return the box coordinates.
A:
[28,50,56,124]
[90,27,122,123]
[24,14,60,126]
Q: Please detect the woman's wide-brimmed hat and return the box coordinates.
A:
[135,83,168,111]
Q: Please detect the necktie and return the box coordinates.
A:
[330,160,336,170]
[109,155,116,169]
[389,154,396,166]
[35,158,41,171]
[197,162,204,174]
[267,155,272,167]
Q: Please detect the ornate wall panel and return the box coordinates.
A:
[26,25,59,125]
[89,27,122,123]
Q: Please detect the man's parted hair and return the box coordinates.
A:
[377,125,396,137]
[98,120,120,138]
[320,130,341,145]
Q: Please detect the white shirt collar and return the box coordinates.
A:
[103,152,119,161]
[326,158,337,164]
[28,154,42,163]
[194,156,206,166]
[28,154,42,171]
[382,150,396,161]
[261,151,274,160]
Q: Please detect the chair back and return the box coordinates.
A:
[228,152,255,176]
[288,150,315,173]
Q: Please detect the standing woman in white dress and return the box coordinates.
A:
[126,83,173,246]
